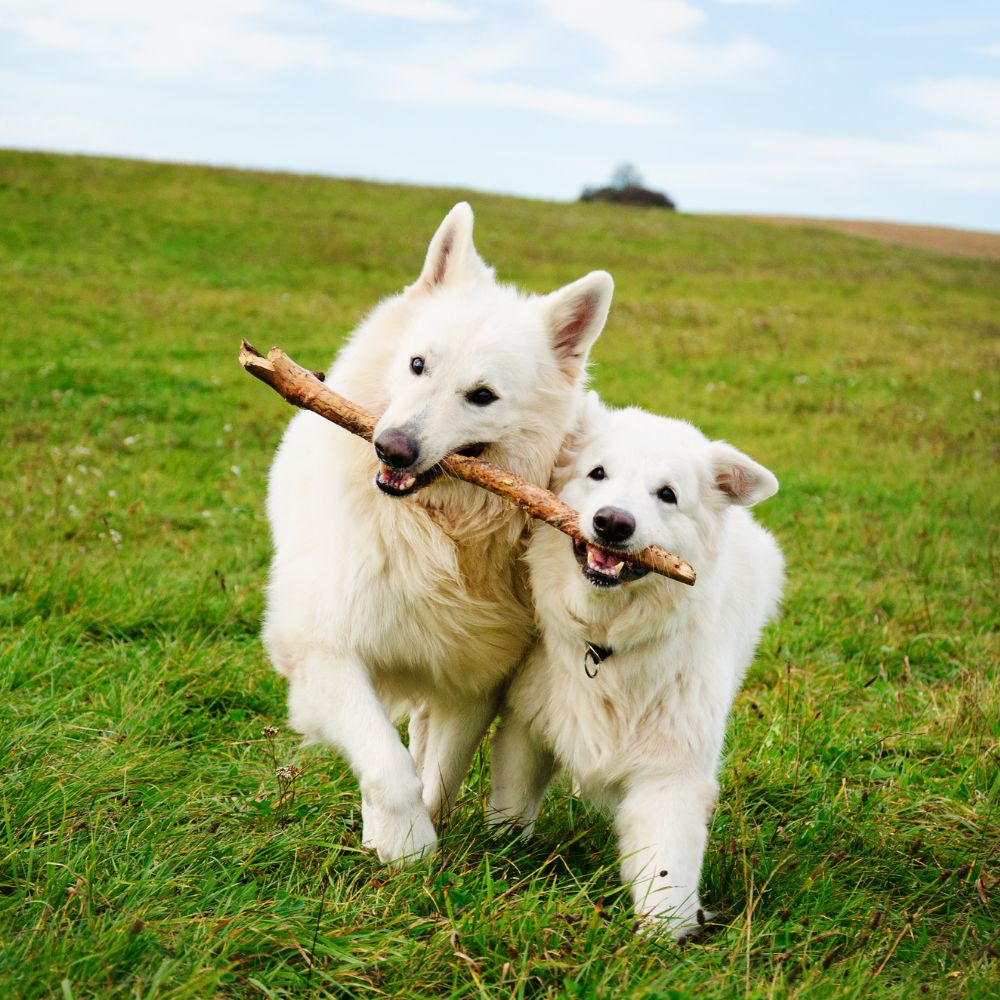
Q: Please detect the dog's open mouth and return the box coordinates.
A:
[573,537,651,589]
[374,465,437,496]
[374,443,488,497]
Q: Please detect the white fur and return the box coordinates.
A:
[489,395,784,937]
[263,204,613,864]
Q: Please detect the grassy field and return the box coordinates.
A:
[0,150,996,998]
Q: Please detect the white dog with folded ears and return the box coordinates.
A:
[489,394,784,938]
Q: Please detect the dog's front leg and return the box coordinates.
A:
[487,709,556,834]
[417,693,501,822]
[286,648,437,864]
[615,775,718,939]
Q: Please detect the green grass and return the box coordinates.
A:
[1,149,996,998]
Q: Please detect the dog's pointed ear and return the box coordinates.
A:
[582,388,604,424]
[551,391,606,491]
[543,271,613,379]
[409,202,492,294]
[566,390,605,443]
[708,442,779,507]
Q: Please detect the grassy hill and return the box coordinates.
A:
[1,150,996,998]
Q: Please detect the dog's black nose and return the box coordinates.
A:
[374,428,420,469]
[593,506,635,545]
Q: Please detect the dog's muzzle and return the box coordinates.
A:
[372,435,490,497]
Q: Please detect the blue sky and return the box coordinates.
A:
[1,0,998,230]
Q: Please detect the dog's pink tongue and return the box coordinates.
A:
[587,545,624,574]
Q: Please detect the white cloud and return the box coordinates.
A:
[682,77,1000,203]
[0,0,332,81]
[352,30,669,126]
[0,107,129,153]
[323,0,473,21]
[539,0,773,88]
[898,76,1000,129]
[379,59,668,125]
[717,0,796,6]
[656,123,1000,213]
[977,43,1000,58]
[898,18,1000,39]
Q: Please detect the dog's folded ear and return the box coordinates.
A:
[409,202,494,294]
[543,271,614,380]
[708,442,779,507]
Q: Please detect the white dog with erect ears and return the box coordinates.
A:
[489,393,784,937]
[262,204,614,864]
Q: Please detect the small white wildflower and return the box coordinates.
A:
[794,374,810,384]
[201,510,212,518]
[229,465,241,477]
[76,464,89,474]
[972,389,982,402]
[68,504,80,517]
[107,489,118,498]
[123,435,140,446]
[706,383,716,393]
[223,423,232,433]
[109,529,122,546]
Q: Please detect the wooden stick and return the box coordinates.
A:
[239,340,696,586]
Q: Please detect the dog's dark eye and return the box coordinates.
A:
[588,466,606,481]
[657,486,678,504]
[466,387,498,406]
[410,356,425,375]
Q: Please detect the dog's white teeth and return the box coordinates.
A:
[586,547,625,577]
[379,466,417,490]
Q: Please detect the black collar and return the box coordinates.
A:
[584,641,613,678]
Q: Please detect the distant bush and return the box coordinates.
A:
[580,185,676,209]
[580,162,677,210]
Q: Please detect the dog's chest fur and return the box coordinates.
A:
[265,413,535,702]
[521,619,728,805]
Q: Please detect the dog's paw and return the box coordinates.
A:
[636,905,716,942]
[363,801,438,865]
[485,805,535,839]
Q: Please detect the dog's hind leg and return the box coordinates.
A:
[417,693,501,823]
[408,702,429,773]
[286,647,438,865]
[487,710,556,834]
